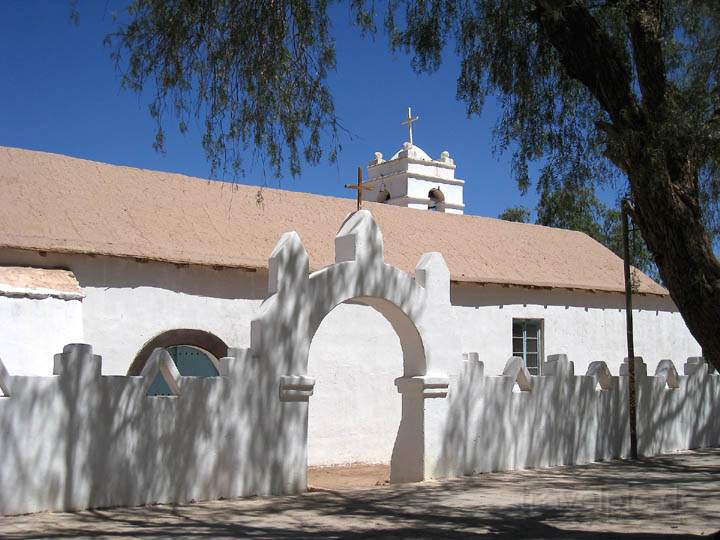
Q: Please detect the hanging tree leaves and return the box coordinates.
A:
[372,0,720,367]
[108,0,339,177]
[111,0,720,369]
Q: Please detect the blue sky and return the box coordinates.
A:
[0,1,540,218]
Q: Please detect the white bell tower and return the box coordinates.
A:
[364,108,465,214]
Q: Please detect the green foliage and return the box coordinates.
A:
[498,206,530,223]
[108,0,339,177]
[109,1,719,250]
[600,207,657,283]
[376,0,720,243]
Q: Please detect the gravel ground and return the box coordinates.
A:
[0,449,718,539]
[308,463,390,490]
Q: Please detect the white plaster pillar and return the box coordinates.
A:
[392,376,449,482]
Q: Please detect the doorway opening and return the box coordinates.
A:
[306,298,421,490]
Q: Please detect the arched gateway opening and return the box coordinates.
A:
[307,296,424,488]
[249,210,460,491]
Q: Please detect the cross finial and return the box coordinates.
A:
[344,167,374,211]
[401,106,419,145]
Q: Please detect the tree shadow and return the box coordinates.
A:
[435,352,720,480]
[1,452,718,539]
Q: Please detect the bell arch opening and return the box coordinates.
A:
[428,187,445,212]
[306,296,427,488]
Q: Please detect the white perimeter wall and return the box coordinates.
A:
[1,345,714,515]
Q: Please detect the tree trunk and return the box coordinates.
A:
[626,150,720,372]
[533,0,720,372]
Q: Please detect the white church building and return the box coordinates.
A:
[0,138,717,515]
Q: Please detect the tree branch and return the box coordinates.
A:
[625,0,667,120]
[531,0,638,127]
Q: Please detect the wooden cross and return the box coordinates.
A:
[401,106,419,145]
[344,167,373,211]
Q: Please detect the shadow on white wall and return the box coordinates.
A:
[0,210,717,516]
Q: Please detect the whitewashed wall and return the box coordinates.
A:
[0,345,288,515]
[0,248,704,472]
[0,249,700,380]
[0,249,267,375]
[452,284,700,376]
[434,355,719,476]
[0,295,83,375]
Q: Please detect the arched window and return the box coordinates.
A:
[146,344,220,395]
[129,329,227,378]
[164,344,219,376]
[428,187,445,212]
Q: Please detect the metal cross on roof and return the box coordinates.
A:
[344,167,373,211]
[401,107,419,145]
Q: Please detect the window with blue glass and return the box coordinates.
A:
[147,345,219,395]
[512,319,543,375]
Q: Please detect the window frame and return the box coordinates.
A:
[512,319,544,376]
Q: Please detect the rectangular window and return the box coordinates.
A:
[512,319,543,375]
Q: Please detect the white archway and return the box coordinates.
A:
[249,210,464,487]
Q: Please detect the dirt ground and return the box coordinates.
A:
[0,449,719,539]
[308,462,390,490]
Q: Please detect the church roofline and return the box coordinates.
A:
[0,145,668,297]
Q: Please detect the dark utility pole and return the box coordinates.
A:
[622,199,639,460]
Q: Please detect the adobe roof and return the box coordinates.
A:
[0,146,667,296]
[0,266,83,299]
